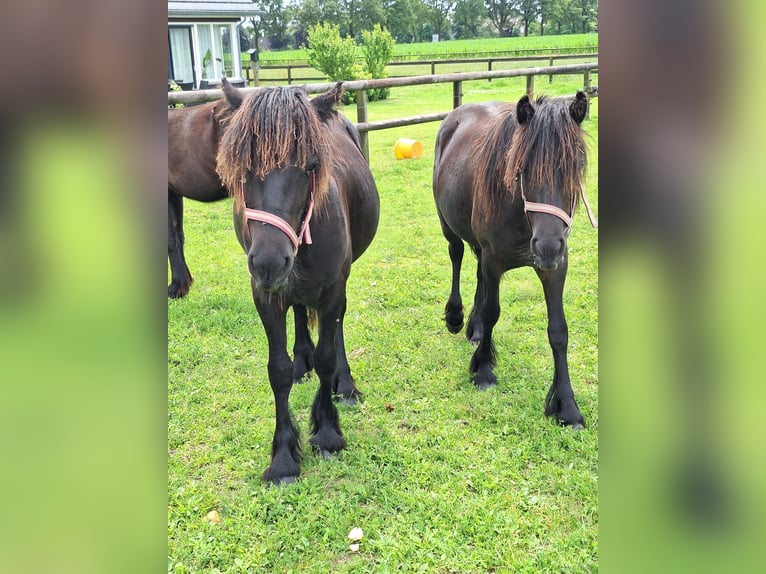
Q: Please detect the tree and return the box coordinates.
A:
[485,0,515,37]
[383,0,416,42]
[539,0,555,36]
[424,0,456,39]
[517,0,538,36]
[246,0,290,52]
[339,0,386,40]
[575,0,598,33]
[452,0,486,39]
[291,0,343,47]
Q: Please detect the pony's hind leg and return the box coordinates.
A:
[333,303,362,405]
[441,222,465,333]
[536,263,586,429]
[168,191,193,299]
[253,288,302,484]
[466,248,485,345]
[292,304,315,383]
[310,284,347,458]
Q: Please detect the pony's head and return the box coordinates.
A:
[216,82,343,291]
[507,92,587,271]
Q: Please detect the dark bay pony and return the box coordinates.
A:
[433,92,590,429]
[167,88,241,298]
[216,83,380,484]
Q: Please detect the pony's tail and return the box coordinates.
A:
[308,308,318,331]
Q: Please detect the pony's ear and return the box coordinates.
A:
[221,77,243,109]
[310,82,344,122]
[569,91,587,125]
[516,95,535,125]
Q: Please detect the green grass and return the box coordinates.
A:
[168,76,598,572]
[251,34,597,85]
[251,33,597,66]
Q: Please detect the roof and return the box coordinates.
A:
[168,1,258,18]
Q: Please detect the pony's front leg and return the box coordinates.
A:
[469,256,502,389]
[292,304,315,383]
[253,287,302,484]
[536,262,586,429]
[310,283,347,459]
[333,300,362,405]
[168,190,193,299]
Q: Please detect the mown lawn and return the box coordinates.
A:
[168,71,598,572]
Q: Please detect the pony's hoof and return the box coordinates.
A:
[278,475,298,485]
[571,422,585,431]
[471,369,497,390]
[292,373,310,385]
[320,449,334,461]
[292,359,313,383]
[445,318,464,334]
[336,394,358,406]
[168,285,188,299]
[475,380,497,391]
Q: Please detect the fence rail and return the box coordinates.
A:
[246,52,597,85]
[169,61,599,160]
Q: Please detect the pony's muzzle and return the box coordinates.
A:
[531,236,566,271]
[248,249,293,291]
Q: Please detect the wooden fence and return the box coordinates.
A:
[246,52,597,86]
[168,61,598,160]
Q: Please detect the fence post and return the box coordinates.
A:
[549,57,554,83]
[488,60,492,83]
[287,65,292,85]
[250,61,259,87]
[431,61,436,76]
[356,90,369,162]
[583,70,591,120]
[526,75,534,98]
[453,81,462,109]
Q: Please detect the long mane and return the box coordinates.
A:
[474,96,586,221]
[216,87,332,213]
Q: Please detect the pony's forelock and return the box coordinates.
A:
[216,87,332,212]
[474,97,586,221]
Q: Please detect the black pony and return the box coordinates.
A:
[433,93,592,429]
[217,83,380,484]
[167,92,237,298]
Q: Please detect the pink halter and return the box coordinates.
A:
[242,172,316,254]
[518,173,598,232]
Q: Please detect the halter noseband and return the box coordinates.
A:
[242,171,316,255]
[518,172,598,232]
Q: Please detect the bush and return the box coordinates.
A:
[361,25,395,101]
[168,81,184,109]
[305,23,396,103]
[304,23,358,84]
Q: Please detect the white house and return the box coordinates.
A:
[168,0,256,90]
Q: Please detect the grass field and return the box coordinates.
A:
[254,33,598,64]
[168,70,598,571]
[250,33,597,88]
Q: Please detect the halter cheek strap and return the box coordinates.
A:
[242,171,316,255]
[518,173,598,231]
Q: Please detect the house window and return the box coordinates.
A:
[196,24,236,82]
[168,20,241,89]
[217,25,234,77]
[168,27,194,85]
[197,24,215,80]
